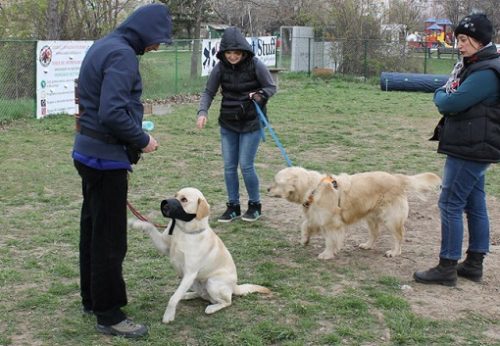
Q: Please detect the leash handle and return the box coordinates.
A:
[253,100,293,167]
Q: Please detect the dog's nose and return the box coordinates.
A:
[266,187,271,192]
[160,199,170,217]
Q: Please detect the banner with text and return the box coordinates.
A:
[36,40,93,119]
[201,36,277,76]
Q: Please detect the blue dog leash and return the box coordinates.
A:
[253,100,293,167]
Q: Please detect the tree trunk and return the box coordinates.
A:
[190,0,204,79]
[47,0,60,39]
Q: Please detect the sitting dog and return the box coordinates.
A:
[267,166,324,246]
[130,187,270,324]
[302,172,441,259]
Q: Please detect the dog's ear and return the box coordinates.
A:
[196,197,210,220]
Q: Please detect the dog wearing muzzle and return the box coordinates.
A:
[129,187,270,324]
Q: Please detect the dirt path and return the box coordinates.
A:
[262,191,500,323]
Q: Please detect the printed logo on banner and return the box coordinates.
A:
[202,40,220,71]
[39,45,52,67]
[201,36,276,77]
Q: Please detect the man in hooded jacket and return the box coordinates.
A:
[72,3,172,338]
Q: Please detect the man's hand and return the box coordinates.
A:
[142,134,158,153]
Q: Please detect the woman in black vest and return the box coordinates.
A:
[197,27,277,222]
[414,13,500,286]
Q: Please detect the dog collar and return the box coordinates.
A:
[167,219,207,235]
[303,176,340,209]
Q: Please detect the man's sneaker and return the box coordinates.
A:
[96,318,148,339]
[242,202,262,222]
[217,203,241,223]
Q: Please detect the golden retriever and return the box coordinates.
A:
[267,166,324,246]
[303,172,441,259]
[130,187,270,324]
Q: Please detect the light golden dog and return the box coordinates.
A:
[303,172,441,259]
[267,166,324,246]
[130,187,270,324]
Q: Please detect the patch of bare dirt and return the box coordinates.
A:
[261,191,500,323]
[143,94,200,105]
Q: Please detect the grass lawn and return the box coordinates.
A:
[0,74,498,345]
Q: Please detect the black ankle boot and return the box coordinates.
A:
[457,251,485,282]
[413,258,458,286]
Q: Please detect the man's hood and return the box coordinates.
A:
[115,3,172,55]
[216,27,254,60]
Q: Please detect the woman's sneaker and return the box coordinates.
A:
[242,202,262,222]
[218,203,241,223]
[96,318,148,338]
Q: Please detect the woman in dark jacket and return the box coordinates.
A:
[72,4,172,338]
[196,27,277,222]
[414,13,500,286]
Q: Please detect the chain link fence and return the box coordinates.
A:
[0,40,37,122]
[0,38,457,122]
[278,37,457,78]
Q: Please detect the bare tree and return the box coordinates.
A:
[159,0,213,78]
[385,0,422,38]
[46,0,71,39]
[441,0,500,41]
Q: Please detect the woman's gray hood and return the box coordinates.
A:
[216,27,254,60]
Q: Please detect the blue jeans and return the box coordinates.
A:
[220,127,261,205]
[438,156,490,260]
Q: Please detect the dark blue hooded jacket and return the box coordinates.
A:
[73,4,172,168]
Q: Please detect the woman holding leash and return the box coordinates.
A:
[414,13,500,286]
[196,27,276,223]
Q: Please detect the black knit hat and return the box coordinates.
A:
[454,13,493,45]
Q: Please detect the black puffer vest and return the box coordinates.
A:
[438,48,500,163]
[218,57,265,133]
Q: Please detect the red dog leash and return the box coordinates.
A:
[127,201,166,229]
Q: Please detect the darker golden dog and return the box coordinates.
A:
[303,172,441,259]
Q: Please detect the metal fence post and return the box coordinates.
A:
[424,41,428,74]
[308,37,311,76]
[174,41,179,95]
[363,39,368,81]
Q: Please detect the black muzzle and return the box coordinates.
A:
[160,198,196,222]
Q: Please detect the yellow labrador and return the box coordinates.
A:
[267,166,324,246]
[303,172,441,259]
[130,187,270,324]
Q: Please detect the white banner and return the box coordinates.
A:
[36,40,93,119]
[201,36,277,76]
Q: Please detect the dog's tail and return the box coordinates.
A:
[234,284,271,296]
[404,173,442,199]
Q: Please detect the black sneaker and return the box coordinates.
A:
[96,318,148,339]
[242,202,262,222]
[217,203,241,223]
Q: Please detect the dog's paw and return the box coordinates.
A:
[358,242,373,250]
[300,237,310,246]
[128,218,154,233]
[384,249,400,258]
[162,311,175,324]
[205,303,230,315]
[318,251,335,260]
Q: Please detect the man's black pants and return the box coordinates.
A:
[74,160,128,326]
